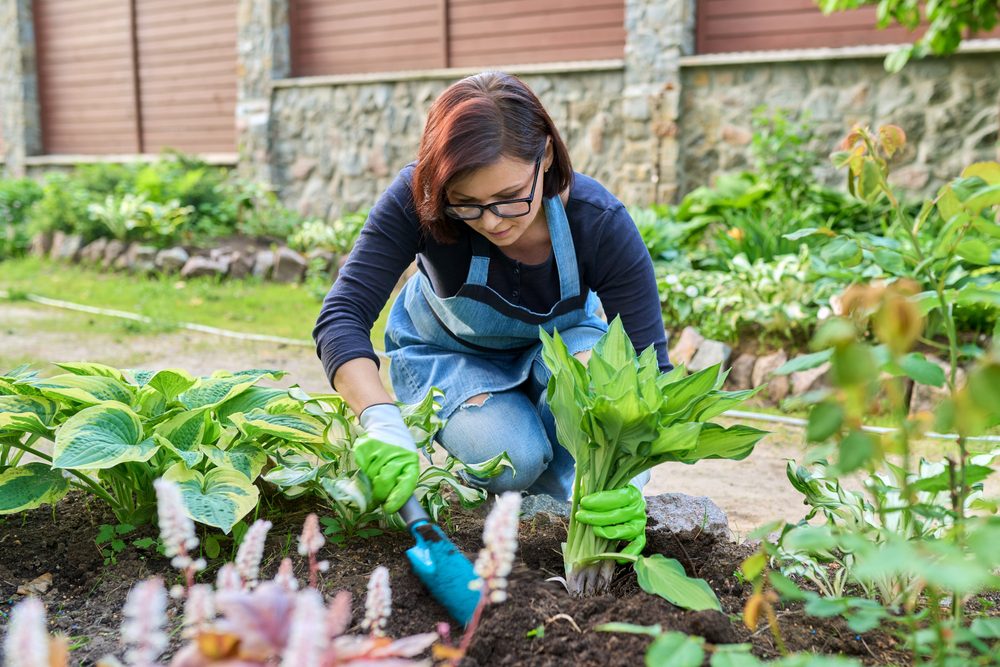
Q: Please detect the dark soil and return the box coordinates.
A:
[0,493,913,666]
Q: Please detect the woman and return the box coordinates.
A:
[313,72,669,546]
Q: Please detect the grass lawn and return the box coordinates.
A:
[0,257,393,348]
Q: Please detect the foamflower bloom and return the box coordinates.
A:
[120,578,167,667]
[361,566,392,637]
[235,519,272,584]
[3,597,49,667]
[471,491,522,603]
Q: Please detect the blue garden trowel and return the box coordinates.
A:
[399,496,480,625]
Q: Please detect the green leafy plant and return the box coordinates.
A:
[288,211,368,256]
[0,178,44,260]
[87,193,194,247]
[540,317,767,603]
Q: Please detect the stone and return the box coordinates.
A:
[669,326,704,367]
[30,232,53,257]
[520,493,570,520]
[78,238,108,264]
[180,256,228,279]
[645,493,731,542]
[155,247,190,273]
[125,244,157,273]
[751,351,790,404]
[252,249,275,279]
[290,157,317,180]
[909,357,966,416]
[726,354,756,391]
[226,251,254,280]
[688,339,732,373]
[719,124,752,146]
[791,362,831,396]
[272,246,307,283]
[52,232,83,262]
[102,239,127,268]
[889,164,930,191]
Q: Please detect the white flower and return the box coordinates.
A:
[817,306,832,320]
[182,584,215,637]
[684,285,699,299]
[298,513,325,557]
[471,491,522,604]
[664,274,679,286]
[235,520,272,584]
[362,566,392,637]
[121,578,167,667]
[4,597,49,667]
[274,558,300,592]
[216,563,243,592]
[153,478,198,562]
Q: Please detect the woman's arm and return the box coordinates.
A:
[334,357,394,416]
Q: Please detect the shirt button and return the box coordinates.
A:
[512,289,520,298]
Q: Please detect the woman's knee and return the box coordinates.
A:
[438,392,552,493]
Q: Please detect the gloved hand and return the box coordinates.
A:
[574,485,647,562]
[354,403,420,514]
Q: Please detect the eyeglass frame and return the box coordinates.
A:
[443,156,542,221]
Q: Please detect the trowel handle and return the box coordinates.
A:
[399,496,429,528]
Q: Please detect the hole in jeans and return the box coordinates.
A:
[459,392,492,409]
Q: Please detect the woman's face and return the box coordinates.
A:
[445,152,548,248]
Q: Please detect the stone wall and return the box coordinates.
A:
[270,69,626,220]
[678,52,1000,197]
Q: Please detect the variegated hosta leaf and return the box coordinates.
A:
[0,463,69,514]
[417,466,486,507]
[178,376,264,410]
[53,362,126,382]
[215,386,287,426]
[0,395,59,436]
[52,402,159,470]
[263,451,325,489]
[228,408,326,445]
[154,409,208,467]
[134,385,169,419]
[29,374,134,407]
[127,369,156,386]
[320,474,373,513]
[399,388,446,450]
[210,368,286,380]
[0,365,41,396]
[133,369,198,401]
[459,451,514,480]
[202,443,267,482]
[163,463,260,533]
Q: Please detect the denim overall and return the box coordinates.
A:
[385,195,608,419]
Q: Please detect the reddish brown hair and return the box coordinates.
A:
[411,72,573,243]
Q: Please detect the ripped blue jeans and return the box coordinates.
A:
[436,349,650,501]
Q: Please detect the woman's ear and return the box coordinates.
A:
[544,136,554,173]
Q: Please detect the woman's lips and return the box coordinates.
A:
[489,228,511,238]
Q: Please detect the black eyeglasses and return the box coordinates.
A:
[444,157,541,221]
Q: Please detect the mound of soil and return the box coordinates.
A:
[0,493,909,665]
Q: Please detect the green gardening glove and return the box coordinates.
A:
[574,485,647,562]
[355,404,420,514]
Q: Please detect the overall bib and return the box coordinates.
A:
[385,195,608,420]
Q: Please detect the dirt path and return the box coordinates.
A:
[0,301,921,534]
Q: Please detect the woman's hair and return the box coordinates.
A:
[411,71,573,243]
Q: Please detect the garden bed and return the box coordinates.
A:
[0,492,909,666]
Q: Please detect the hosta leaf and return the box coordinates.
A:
[229,408,326,444]
[320,474,373,512]
[773,349,833,376]
[127,369,156,386]
[179,375,267,410]
[202,443,267,482]
[0,463,69,514]
[215,386,288,426]
[163,463,260,533]
[53,362,126,382]
[688,388,761,422]
[53,402,159,469]
[661,366,720,415]
[635,554,721,612]
[30,374,133,406]
[264,460,320,488]
[459,451,514,479]
[645,631,705,667]
[680,423,766,462]
[145,369,198,401]
[154,409,208,467]
[645,422,702,458]
[0,395,59,436]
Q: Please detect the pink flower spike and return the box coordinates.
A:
[280,589,329,667]
[236,519,272,584]
[121,578,167,667]
[325,590,352,638]
[471,491,521,604]
[274,558,299,592]
[298,513,325,557]
[3,597,49,667]
[361,566,392,637]
[182,584,215,638]
[216,563,243,592]
[153,478,198,568]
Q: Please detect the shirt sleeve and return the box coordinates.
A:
[312,170,421,388]
[589,204,672,371]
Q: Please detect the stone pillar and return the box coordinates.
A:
[621,0,696,205]
[0,0,42,177]
[236,0,290,184]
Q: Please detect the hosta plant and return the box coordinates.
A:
[540,317,767,602]
[0,363,496,539]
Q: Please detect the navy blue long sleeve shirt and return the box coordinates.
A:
[313,164,670,388]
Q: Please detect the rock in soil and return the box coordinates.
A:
[645,492,731,543]
[520,493,571,520]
